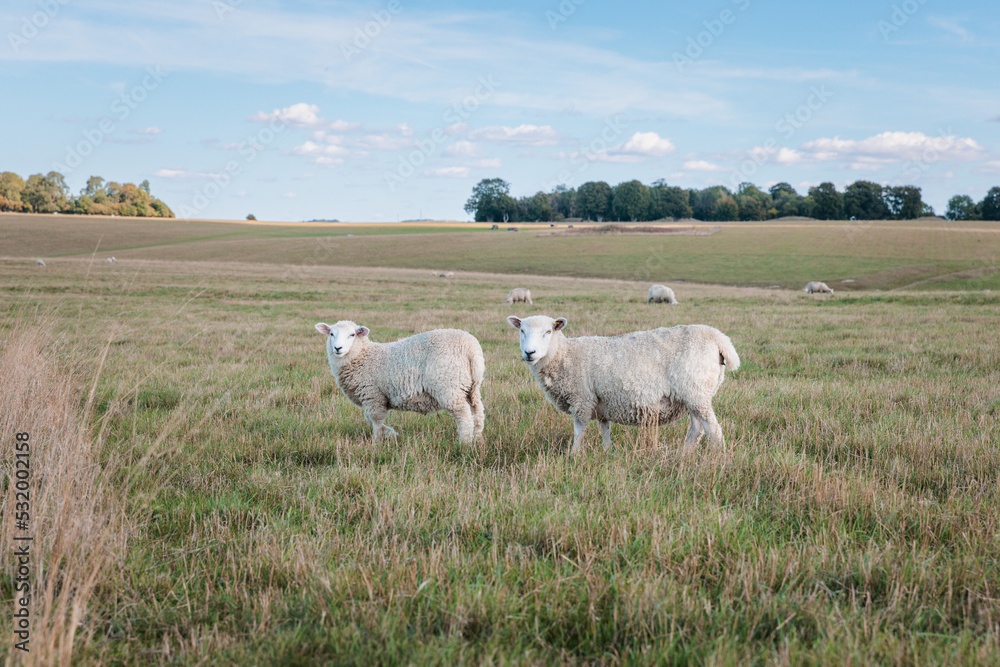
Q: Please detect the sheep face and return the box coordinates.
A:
[507,315,566,365]
[315,320,369,359]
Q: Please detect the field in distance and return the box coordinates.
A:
[3,212,1000,291]
[1,245,998,663]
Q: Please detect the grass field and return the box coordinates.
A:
[2,216,1000,664]
[3,212,1000,291]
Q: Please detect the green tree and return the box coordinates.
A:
[769,182,797,200]
[769,182,804,218]
[547,184,575,219]
[843,181,888,220]
[0,172,26,211]
[577,181,612,221]
[693,186,737,221]
[980,187,1000,221]
[883,185,923,220]
[808,182,843,220]
[524,192,553,222]
[945,195,979,221]
[735,182,770,221]
[611,180,650,221]
[83,176,107,199]
[464,178,513,222]
[648,180,692,219]
[150,199,174,218]
[23,173,68,213]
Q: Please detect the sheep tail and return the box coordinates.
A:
[467,348,486,405]
[715,331,741,372]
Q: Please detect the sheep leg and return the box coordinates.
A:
[686,406,724,448]
[599,421,613,451]
[570,418,588,454]
[701,408,725,446]
[471,395,485,441]
[683,414,705,450]
[448,402,476,445]
[364,406,396,443]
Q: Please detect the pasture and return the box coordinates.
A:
[1,215,1000,664]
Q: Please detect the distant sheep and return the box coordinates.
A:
[438,271,454,278]
[35,259,46,267]
[315,321,485,444]
[647,284,678,304]
[507,315,740,453]
[106,257,117,263]
[804,281,834,294]
[506,288,533,305]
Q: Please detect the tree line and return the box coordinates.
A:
[465,178,1000,223]
[0,171,174,218]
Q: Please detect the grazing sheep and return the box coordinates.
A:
[35,259,46,267]
[106,257,117,263]
[506,288,533,305]
[438,271,455,278]
[647,284,678,304]
[315,321,485,444]
[507,315,740,454]
[804,281,834,294]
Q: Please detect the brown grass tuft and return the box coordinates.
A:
[0,325,128,665]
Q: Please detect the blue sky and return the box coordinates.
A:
[1,0,998,221]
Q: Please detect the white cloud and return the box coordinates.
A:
[470,158,502,168]
[426,167,470,178]
[614,131,675,157]
[282,192,297,199]
[795,131,984,167]
[443,140,483,158]
[358,134,415,151]
[977,161,1000,174]
[251,103,361,131]
[927,16,973,42]
[130,126,163,135]
[683,160,724,172]
[468,124,560,146]
[291,140,350,165]
[153,168,191,178]
[774,147,804,165]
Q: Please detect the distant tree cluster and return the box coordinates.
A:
[0,171,174,217]
[462,178,988,223]
[945,188,1000,221]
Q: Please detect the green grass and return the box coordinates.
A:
[1,222,1000,663]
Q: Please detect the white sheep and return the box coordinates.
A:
[315,321,485,444]
[804,281,834,294]
[647,284,678,304]
[507,315,740,453]
[35,259,46,267]
[506,288,533,305]
[106,257,117,263]
[438,271,454,278]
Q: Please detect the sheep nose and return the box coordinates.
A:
[334,345,342,353]
[524,350,535,360]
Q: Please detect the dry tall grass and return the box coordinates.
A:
[0,326,127,666]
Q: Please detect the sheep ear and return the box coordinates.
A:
[506,316,522,329]
[553,318,567,331]
[315,323,332,335]
[357,326,369,337]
